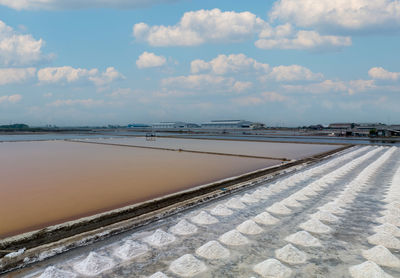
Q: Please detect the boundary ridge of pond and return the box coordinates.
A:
[0,144,352,274]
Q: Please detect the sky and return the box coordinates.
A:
[0,0,399,127]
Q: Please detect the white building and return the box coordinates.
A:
[201,120,257,129]
[151,122,199,129]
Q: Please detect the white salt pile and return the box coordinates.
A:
[319,202,346,215]
[240,193,260,204]
[209,204,233,216]
[253,212,280,225]
[39,266,77,278]
[367,231,400,249]
[374,223,400,237]
[169,219,198,236]
[281,197,302,208]
[73,252,114,276]
[219,230,250,246]
[114,240,149,260]
[169,254,207,277]
[253,258,292,278]
[253,188,272,199]
[300,188,318,197]
[299,219,332,234]
[311,211,339,223]
[383,207,400,217]
[190,211,219,225]
[275,244,307,265]
[362,245,400,268]
[225,197,246,209]
[142,229,176,247]
[196,240,230,259]
[236,220,264,235]
[377,214,400,227]
[148,272,169,278]
[349,261,393,278]
[266,203,292,215]
[291,192,309,201]
[387,201,400,210]
[284,231,322,247]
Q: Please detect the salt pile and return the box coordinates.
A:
[281,198,302,208]
[299,219,332,234]
[311,211,339,223]
[210,204,233,216]
[374,223,400,237]
[148,272,169,278]
[225,197,246,209]
[253,212,280,225]
[190,211,218,225]
[142,229,176,247]
[38,266,77,278]
[196,240,230,259]
[114,240,148,260]
[284,231,322,247]
[169,219,198,236]
[253,189,272,199]
[73,252,114,276]
[266,203,292,215]
[349,261,393,278]
[300,188,318,197]
[240,193,260,204]
[253,258,292,278]
[319,202,346,214]
[219,230,250,246]
[362,245,400,268]
[387,201,400,210]
[291,192,309,201]
[379,214,400,227]
[383,207,400,217]
[275,244,307,265]
[169,254,207,277]
[236,220,264,235]
[367,231,400,249]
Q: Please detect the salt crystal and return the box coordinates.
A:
[311,211,339,223]
[367,231,400,249]
[73,252,114,276]
[114,240,148,260]
[219,230,250,246]
[225,197,246,209]
[240,193,260,204]
[266,203,292,215]
[210,204,233,216]
[284,231,322,247]
[253,212,280,225]
[299,219,332,234]
[349,261,393,278]
[190,211,218,225]
[148,272,169,278]
[142,229,176,247]
[196,240,230,259]
[275,244,307,265]
[236,220,264,235]
[169,219,198,236]
[362,245,400,268]
[38,266,77,278]
[253,258,292,278]
[374,223,400,237]
[169,254,207,277]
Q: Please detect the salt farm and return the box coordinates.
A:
[1,140,399,278]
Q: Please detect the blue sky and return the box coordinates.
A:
[0,0,399,126]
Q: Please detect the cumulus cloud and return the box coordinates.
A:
[0,0,178,10]
[283,79,376,94]
[368,67,400,81]
[232,91,289,106]
[37,66,123,86]
[0,67,36,85]
[136,51,166,69]
[162,74,235,90]
[0,94,22,104]
[255,24,351,51]
[269,0,400,33]
[0,20,48,66]
[268,65,323,81]
[133,9,266,46]
[191,54,269,75]
[48,98,104,107]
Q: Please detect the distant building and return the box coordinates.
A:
[151,122,199,129]
[201,120,261,129]
[328,123,355,129]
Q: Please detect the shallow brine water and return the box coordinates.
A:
[4,145,400,278]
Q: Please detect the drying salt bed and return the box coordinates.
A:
[7,145,400,278]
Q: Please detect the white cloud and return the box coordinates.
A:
[283,79,376,94]
[191,54,269,75]
[255,24,351,51]
[136,51,166,69]
[268,65,323,81]
[0,0,178,10]
[0,94,22,104]
[133,8,266,46]
[233,81,252,92]
[48,98,104,107]
[109,88,133,97]
[0,20,48,66]
[232,91,289,106]
[368,67,400,81]
[37,66,123,86]
[0,67,36,85]
[270,0,400,33]
[161,74,235,91]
